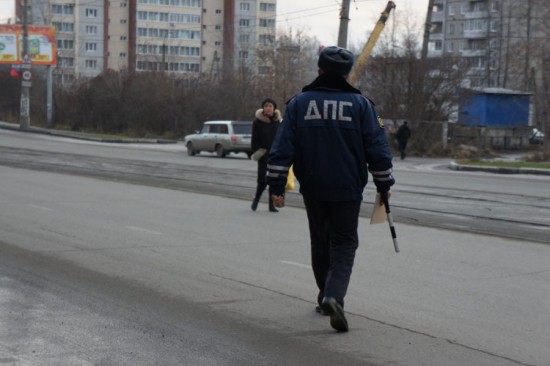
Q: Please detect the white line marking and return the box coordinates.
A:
[280,260,311,270]
[125,226,163,235]
[26,204,53,211]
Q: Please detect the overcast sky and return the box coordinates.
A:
[0,0,429,46]
[276,0,429,46]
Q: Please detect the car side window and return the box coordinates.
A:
[201,125,210,133]
[219,124,228,134]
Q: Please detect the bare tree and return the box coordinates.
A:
[256,28,319,108]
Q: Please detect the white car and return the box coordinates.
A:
[529,128,544,145]
[184,120,253,158]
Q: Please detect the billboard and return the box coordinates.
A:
[0,25,57,65]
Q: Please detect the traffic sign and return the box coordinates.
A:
[22,70,32,81]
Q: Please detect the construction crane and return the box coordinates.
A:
[348,1,396,84]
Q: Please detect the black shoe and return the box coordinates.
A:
[268,199,278,212]
[315,305,330,316]
[321,297,348,332]
[251,199,259,211]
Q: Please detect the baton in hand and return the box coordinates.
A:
[381,192,399,253]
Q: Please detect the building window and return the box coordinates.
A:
[86,25,98,34]
[120,2,127,7]
[215,25,221,30]
[85,42,97,51]
[259,34,274,44]
[85,59,97,68]
[434,40,442,51]
[449,23,454,35]
[239,50,248,59]
[53,22,75,33]
[120,52,127,57]
[239,34,249,43]
[215,9,222,14]
[258,66,271,74]
[85,8,98,17]
[170,13,201,23]
[448,4,454,16]
[52,4,74,15]
[260,3,275,12]
[259,18,275,27]
[120,36,127,40]
[57,39,74,49]
[239,19,250,27]
[58,57,74,67]
[240,2,250,11]
[120,19,127,24]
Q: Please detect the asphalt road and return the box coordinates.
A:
[1,165,549,366]
[0,128,549,244]
[0,128,549,365]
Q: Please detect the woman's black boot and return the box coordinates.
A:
[251,198,259,211]
[269,197,279,212]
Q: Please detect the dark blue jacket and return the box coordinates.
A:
[267,74,394,201]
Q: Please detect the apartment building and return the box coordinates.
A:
[16,0,277,83]
[427,0,547,90]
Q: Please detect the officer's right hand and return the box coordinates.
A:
[271,195,285,208]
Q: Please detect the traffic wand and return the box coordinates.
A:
[381,192,399,253]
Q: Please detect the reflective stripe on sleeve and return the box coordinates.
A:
[370,168,393,176]
[267,164,291,172]
[267,164,290,179]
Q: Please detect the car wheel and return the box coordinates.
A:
[215,144,226,158]
[186,142,196,156]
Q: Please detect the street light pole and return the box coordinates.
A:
[337,0,351,48]
[19,0,31,129]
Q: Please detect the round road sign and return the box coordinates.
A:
[22,70,32,81]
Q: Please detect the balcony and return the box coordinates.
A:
[461,49,487,57]
[429,32,444,41]
[428,49,444,58]
[431,11,444,22]
[464,10,488,19]
[463,29,488,39]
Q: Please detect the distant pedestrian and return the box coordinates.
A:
[267,46,395,332]
[395,121,411,160]
[251,98,282,212]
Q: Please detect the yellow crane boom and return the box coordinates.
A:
[348,1,396,84]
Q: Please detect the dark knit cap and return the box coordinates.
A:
[318,46,354,76]
[261,98,277,110]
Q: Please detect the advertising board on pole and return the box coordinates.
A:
[0,25,57,65]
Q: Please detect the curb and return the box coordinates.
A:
[0,122,177,144]
[448,161,550,176]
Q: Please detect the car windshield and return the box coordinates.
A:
[233,124,252,134]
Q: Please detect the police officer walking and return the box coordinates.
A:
[266,46,395,332]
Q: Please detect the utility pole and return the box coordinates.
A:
[19,0,31,129]
[421,0,435,60]
[337,0,351,48]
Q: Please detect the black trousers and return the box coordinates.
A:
[303,196,361,307]
[398,140,408,159]
[253,155,268,200]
